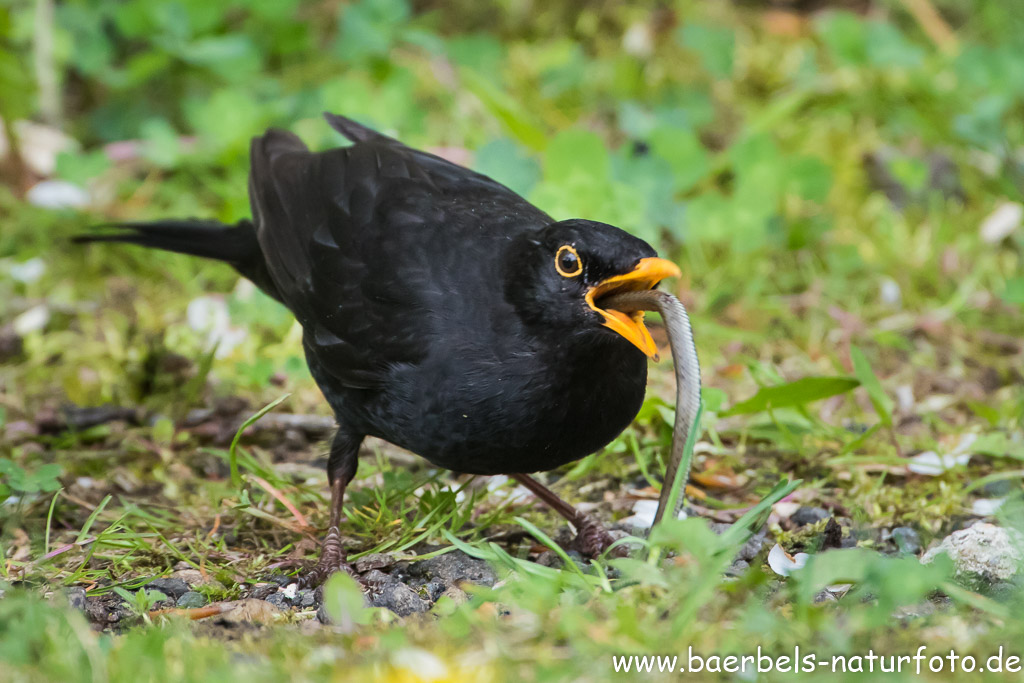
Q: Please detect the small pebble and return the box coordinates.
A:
[736,529,768,562]
[248,583,280,600]
[146,578,190,600]
[354,553,396,574]
[438,586,468,606]
[790,507,830,526]
[726,559,749,577]
[221,598,281,624]
[891,527,922,555]
[423,579,446,603]
[980,479,1014,498]
[296,589,318,609]
[363,570,429,617]
[266,574,293,588]
[534,550,562,568]
[406,550,496,587]
[65,587,87,611]
[176,591,207,609]
[264,593,291,610]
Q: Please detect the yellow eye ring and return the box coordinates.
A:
[555,245,582,277]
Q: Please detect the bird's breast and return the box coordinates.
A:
[366,338,648,474]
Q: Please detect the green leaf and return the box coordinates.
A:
[816,11,868,66]
[180,35,261,79]
[613,151,683,240]
[473,138,540,197]
[335,0,411,62]
[953,95,1010,150]
[56,150,110,185]
[723,377,860,416]
[185,88,269,151]
[850,346,894,426]
[543,129,610,183]
[321,573,374,631]
[1001,277,1024,305]
[228,394,291,489]
[647,126,708,193]
[971,433,1024,461]
[140,118,182,168]
[678,24,734,79]
[786,156,833,203]
[865,20,924,69]
[446,34,504,73]
[459,68,547,151]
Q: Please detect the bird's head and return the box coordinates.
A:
[505,219,680,359]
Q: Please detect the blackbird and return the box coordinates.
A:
[78,113,681,585]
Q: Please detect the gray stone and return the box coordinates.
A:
[65,587,87,611]
[353,553,395,573]
[726,559,749,577]
[791,507,830,527]
[921,522,1024,590]
[980,479,1014,497]
[146,577,189,600]
[373,582,428,617]
[220,598,281,624]
[362,570,428,617]
[438,585,468,606]
[736,529,768,562]
[534,550,562,568]
[891,527,922,555]
[264,592,291,610]
[170,568,217,588]
[407,550,496,587]
[176,591,207,609]
[295,589,318,609]
[564,550,590,574]
[422,578,446,603]
[248,583,279,600]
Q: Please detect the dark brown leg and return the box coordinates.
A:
[298,431,362,588]
[510,473,628,558]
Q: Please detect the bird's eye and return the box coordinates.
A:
[555,245,582,278]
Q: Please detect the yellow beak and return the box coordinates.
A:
[585,257,681,360]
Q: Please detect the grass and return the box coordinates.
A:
[2,0,1024,680]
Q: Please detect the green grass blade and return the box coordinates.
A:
[228,393,291,489]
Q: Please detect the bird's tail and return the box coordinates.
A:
[74,219,258,264]
[75,219,280,299]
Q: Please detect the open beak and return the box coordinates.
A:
[585,257,681,360]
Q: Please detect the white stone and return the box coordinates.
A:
[8,257,46,283]
[26,180,90,209]
[980,201,1023,243]
[12,304,49,335]
[921,522,1023,587]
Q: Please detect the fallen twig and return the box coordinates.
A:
[247,474,311,529]
[900,0,958,55]
[149,604,227,621]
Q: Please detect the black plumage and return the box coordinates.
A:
[78,113,680,583]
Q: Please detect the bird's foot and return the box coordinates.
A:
[296,526,359,589]
[572,513,629,558]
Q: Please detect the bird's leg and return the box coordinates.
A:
[510,473,628,558]
[298,431,362,589]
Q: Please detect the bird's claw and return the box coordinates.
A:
[297,526,360,589]
[572,513,629,558]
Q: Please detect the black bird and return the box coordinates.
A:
[78,113,680,585]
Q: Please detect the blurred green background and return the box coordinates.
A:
[2,1,1024,681]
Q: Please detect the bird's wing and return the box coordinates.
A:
[247,115,549,389]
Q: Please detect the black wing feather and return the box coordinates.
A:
[247,114,550,389]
